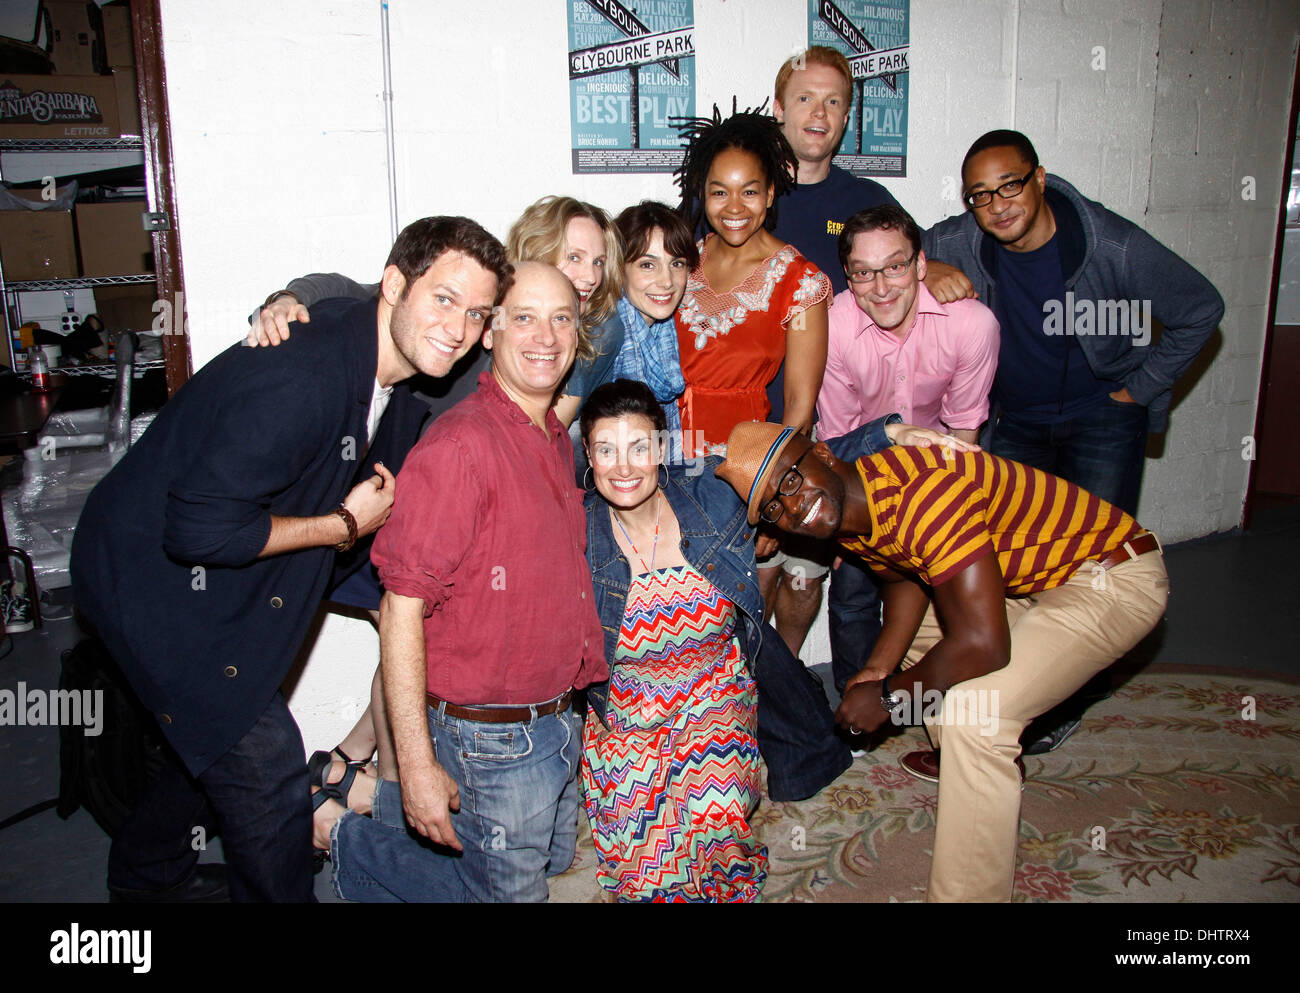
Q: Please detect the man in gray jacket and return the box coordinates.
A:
[917,129,1221,758]
[924,129,1222,515]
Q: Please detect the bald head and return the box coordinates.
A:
[485,260,580,417]
[501,261,578,317]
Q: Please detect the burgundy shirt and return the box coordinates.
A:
[372,371,607,705]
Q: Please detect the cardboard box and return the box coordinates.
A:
[46,1,105,75]
[113,67,138,135]
[94,284,156,332]
[0,188,77,280]
[75,199,153,276]
[101,3,134,67]
[0,74,120,139]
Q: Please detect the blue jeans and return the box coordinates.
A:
[827,552,884,696]
[990,396,1148,515]
[332,702,580,902]
[108,691,314,902]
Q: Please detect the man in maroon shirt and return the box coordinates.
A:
[321,262,607,902]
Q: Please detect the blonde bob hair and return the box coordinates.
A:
[506,196,623,360]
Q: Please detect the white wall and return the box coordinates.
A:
[155,0,1299,747]
[1146,1,1298,537]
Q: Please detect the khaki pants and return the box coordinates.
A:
[899,550,1170,902]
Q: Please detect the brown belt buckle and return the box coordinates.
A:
[1125,530,1160,563]
[1115,530,1161,570]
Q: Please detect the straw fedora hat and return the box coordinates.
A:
[716,422,803,525]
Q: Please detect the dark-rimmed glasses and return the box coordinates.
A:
[962,167,1037,209]
[760,448,812,524]
[846,251,918,285]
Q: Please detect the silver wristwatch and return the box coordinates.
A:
[880,674,905,717]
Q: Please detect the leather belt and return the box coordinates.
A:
[1095,531,1161,571]
[425,689,572,724]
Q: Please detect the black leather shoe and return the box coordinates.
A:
[108,864,231,903]
[1022,716,1083,755]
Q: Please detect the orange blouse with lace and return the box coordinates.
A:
[674,237,831,457]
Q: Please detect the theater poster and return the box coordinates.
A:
[568,0,696,174]
[808,0,910,178]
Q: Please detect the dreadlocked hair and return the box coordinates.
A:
[672,98,798,237]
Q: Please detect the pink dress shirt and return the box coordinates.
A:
[817,282,999,437]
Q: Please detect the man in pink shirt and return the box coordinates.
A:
[819,204,999,703]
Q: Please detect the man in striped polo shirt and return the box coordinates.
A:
[716,423,1169,901]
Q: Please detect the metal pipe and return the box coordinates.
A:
[381,1,398,242]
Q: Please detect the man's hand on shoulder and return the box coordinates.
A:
[884,421,981,455]
[401,761,462,850]
[247,292,310,347]
[923,260,976,303]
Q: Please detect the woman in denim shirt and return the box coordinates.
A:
[579,379,768,901]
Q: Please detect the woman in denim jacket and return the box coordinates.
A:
[579,379,768,902]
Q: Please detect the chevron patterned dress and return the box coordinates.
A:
[580,565,767,902]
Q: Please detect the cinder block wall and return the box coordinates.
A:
[1139,1,1295,537]
[156,0,1299,746]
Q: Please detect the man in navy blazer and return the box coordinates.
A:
[71,216,511,902]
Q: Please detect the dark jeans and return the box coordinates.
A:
[828,552,884,696]
[108,691,314,902]
[989,396,1148,515]
[753,627,851,801]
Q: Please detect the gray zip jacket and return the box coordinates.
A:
[921,174,1223,432]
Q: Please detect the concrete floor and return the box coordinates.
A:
[1,502,1296,903]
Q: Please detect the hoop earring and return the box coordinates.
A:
[583,466,595,491]
[658,464,669,489]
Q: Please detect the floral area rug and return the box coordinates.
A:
[548,668,1300,902]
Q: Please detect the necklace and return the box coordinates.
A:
[611,492,662,574]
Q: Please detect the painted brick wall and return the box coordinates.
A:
[1139,0,1296,538]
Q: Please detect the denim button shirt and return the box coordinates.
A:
[584,458,762,723]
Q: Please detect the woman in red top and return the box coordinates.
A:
[673,104,830,458]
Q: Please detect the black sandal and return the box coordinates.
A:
[308,750,361,807]
[310,787,333,875]
[331,745,371,768]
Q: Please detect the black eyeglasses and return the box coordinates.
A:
[760,448,812,525]
[962,167,1037,209]
[846,251,918,285]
